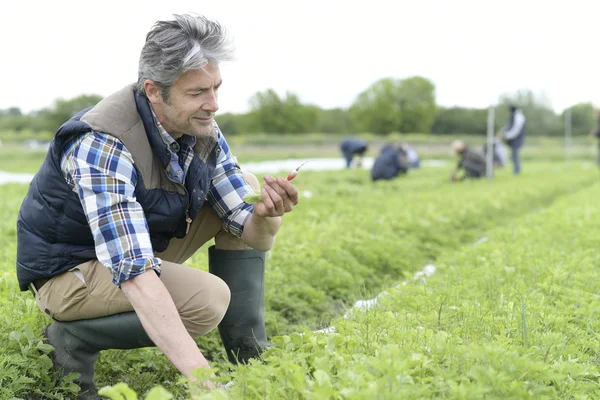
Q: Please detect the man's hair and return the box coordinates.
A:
[509,104,518,113]
[136,14,234,100]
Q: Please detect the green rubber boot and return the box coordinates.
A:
[43,312,154,399]
[208,246,271,364]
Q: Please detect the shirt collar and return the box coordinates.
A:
[149,106,197,150]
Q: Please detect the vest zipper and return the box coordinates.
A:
[185,210,192,235]
[182,186,192,235]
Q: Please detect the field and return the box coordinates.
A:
[1,136,600,399]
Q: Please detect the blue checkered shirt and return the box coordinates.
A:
[60,121,255,286]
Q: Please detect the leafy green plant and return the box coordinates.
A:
[1,161,600,397]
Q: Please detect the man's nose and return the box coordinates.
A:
[202,91,219,113]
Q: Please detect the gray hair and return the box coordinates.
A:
[137,14,234,100]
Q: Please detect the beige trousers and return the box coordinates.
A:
[32,173,260,338]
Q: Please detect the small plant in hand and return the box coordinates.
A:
[243,161,310,204]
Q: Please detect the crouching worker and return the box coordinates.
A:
[450,140,487,182]
[371,144,408,181]
[15,14,298,399]
[340,137,368,168]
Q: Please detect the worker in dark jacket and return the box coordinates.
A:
[450,140,487,181]
[340,137,368,168]
[371,144,408,181]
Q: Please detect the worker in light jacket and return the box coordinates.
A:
[499,104,526,175]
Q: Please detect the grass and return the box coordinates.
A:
[1,144,599,398]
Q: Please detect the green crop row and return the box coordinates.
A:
[101,164,600,399]
[0,162,598,398]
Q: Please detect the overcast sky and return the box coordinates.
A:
[1,0,598,114]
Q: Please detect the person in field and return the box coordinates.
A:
[400,142,420,169]
[591,108,600,166]
[499,104,526,175]
[340,137,368,168]
[15,14,298,399]
[450,140,487,181]
[371,144,409,181]
[482,138,507,168]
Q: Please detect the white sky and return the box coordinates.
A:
[0,0,598,114]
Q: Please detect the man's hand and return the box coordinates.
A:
[253,175,299,218]
[240,175,299,251]
[121,271,213,381]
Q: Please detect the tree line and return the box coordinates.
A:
[1,77,597,138]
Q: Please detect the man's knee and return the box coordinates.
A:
[181,275,231,338]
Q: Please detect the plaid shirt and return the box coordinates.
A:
[61,121,254,286]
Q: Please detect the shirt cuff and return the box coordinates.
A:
[222,206,253,238]
[111,257,162,286]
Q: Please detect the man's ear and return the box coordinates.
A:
[144,80,162,104]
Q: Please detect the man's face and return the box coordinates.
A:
[146,64,222,138]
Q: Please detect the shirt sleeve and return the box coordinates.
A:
[207,128,255,237]
[62,131,162,286]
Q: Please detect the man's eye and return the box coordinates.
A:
[190,91,204,97]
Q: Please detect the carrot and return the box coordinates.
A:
[243,161,310,204]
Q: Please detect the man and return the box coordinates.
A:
[339,137,368,168]
[591,108,600,166]
[500,104,526,175]
[371,144,408,181]
[450,140,487,182]
[16,14,298,399]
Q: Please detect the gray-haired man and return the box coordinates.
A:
[16,14,297,399]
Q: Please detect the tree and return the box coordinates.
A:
[432,107,488,135]
[350,76,437,134]
[350,78,403,134]
[396,77,437,133]
[216,112,244,135]
[315,108,356,134]
[247,89,319,134]
[0,115,34,132]
[44,94,104,132]
[562,102,596,136]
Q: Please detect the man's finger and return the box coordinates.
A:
[264,183,284,215]
[265,176,287,198]
[276,177,299,205]
[260,187,275,211]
